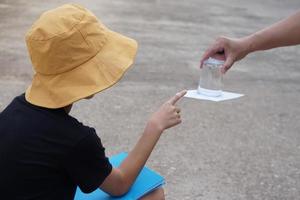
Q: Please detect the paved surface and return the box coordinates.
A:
[1,0,300,199]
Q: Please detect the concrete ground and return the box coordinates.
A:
[1,0,300,199]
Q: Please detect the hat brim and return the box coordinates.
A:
[25,30,138,108]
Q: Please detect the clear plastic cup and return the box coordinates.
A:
[197,57,224,97]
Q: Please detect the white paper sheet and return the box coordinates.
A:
[184,90,244,102]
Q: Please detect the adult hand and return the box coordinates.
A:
[148,90,187,132]
[200,36,251,73]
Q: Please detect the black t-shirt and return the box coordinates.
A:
[0,94,112,200]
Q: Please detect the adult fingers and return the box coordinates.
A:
[221,55,235,74]
[200,45,222,68]
[168,90,187,105]
[200,49,214,67]
[200,37,227,68]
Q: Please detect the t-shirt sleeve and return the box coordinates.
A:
[63,130,112,193]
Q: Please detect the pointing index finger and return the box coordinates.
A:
[169,90,187,105]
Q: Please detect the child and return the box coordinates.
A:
[0,4,186,200]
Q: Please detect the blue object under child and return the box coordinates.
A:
[74,152,165,200]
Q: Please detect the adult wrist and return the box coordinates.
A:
[243,32,262,54]
[241,35,255,55]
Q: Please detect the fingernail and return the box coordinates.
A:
[221,67,225,73]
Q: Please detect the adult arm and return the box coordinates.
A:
[99,90,187,196]
[201,10,300,73]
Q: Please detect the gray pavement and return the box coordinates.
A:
[1,0,300,199]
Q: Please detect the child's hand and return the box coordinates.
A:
[148,90,187,133]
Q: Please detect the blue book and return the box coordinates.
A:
[74,152,165,200]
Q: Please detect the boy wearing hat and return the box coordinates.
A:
[0,4,186,200]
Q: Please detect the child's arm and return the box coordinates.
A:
[99,90,187,196]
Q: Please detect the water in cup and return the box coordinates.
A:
[197,57,224,97]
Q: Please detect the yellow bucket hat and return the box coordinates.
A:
[25,4,138,108]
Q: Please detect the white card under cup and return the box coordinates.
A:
[184,90,244,102]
